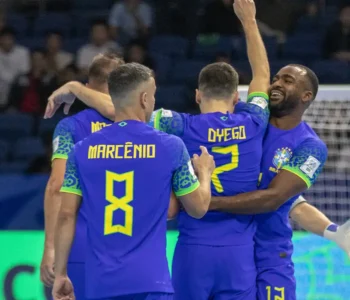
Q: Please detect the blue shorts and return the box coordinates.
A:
[67,262,86,300]
[257,263,296,300]
[172,243,256,300]
[92,293,173,300]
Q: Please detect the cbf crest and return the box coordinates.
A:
[270,147,293,173]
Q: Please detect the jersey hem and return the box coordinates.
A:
[247,92,269,101]
[153,109,161,130]
[52,154,68,161]
[175,181,200,197]
[60,187,83,196]
[282,166,311,188]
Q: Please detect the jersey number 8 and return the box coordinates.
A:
[104,170,134,236]
[211,144,239,193]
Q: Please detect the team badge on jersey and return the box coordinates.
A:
[272,147,293,170]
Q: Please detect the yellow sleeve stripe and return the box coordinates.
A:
[51,154,68,161]
[175,181,200,197]
[282,166,312,188]
[153,109,162,130]
[60,187,83,196]
[247,92,269,101]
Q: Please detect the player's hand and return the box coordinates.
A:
[233,0,256,24]
[192,146,216,176]
[52,276,75,300]
[44,84,76,119]
[40,248,55,287]
[335,220,350,257]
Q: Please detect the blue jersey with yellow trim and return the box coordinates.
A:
[61,120,199,299]
[150,92,270,246]
[52,108,112,262]
[255,122,327,267]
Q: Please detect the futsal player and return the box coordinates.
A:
[49,1,270,298]
[40,53,124,299]
[52,63,215,300]
[209,64,328,300]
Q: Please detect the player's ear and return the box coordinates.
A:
[233,91,239,105]
[301,90,313,104]
[140,91,147,109]
[195,89,201,105]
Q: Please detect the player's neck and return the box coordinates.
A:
[270,114,302,130]
[114,109,145,123]
[200,100,234,114]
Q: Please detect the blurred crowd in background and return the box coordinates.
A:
[0,0,349,176]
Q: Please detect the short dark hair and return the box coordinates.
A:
[289,64,319,100]
[0,27,15,38]
[108,63,153,106]
[91,20,108,30]
[88,53,125,84]
[198,62,239,99]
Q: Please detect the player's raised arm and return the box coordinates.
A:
[235,0,270,95]
[53,152,82,299]
[210,138,328,214]
[45,81,115,120]
[290,196,350,257]
[148,108,185,136]
[172,143,215,219]
[40,119,75,287]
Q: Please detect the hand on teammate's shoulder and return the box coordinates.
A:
[192,146,216,176]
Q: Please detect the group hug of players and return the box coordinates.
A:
[40,0,350,299]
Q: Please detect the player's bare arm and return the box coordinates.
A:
[45,81,114,120]
[210,169,307,214]
[234,0,270,95]
[177,146,215,219]
[53,192,80,300]
[168,191,180,220]
[290,196,350,257]
[40,159,66,287]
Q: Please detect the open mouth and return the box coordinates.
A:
[270,90,284,101]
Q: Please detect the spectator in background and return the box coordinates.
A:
[0,27,30,109]
[77,21,121,76]
[0,10,6,32]
[125,40,154,69]
[46,32,74,73]
[323,5,350,62]
[108,0,152,44]
[201,0,241,35]
[7,49,57,115]
[215,52,250,84]
[26,131,53,175]
[255,0,302,43]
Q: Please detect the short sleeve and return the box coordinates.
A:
[52,118,75,161]
[235,92,270,127]
[170,137,200,197]
[60,150,82,196]
[148,108,185,136]
[282,139,328,188]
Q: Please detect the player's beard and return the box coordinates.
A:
[269,95,300,118]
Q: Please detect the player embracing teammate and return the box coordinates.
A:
[43,0,350,299]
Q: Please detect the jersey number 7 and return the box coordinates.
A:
[104,170,134,236]
[211,145,239,193]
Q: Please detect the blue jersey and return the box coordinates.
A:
[255,122,328,267]
[150,92,269,246]
[52,108,112,262]
[60,120,199,299]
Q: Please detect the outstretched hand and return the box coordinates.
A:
[233,0,256,24]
